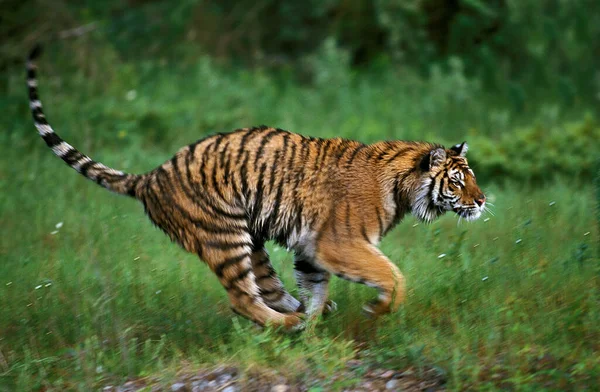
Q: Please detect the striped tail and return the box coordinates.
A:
[26,45,141,198]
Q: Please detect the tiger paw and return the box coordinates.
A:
[323,300,338,315]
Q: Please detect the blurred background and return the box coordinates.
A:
[1,1,599,390]
[2,0,599,181]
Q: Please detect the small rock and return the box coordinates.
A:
[271,385,289,392]
[103,387,113,392]
[222,386,238,392]
[346,359,363,368]
[217,374,233,384]
[386,379,400,391]
[191,381,209,392]
[381,370,395,379]
[171,382,187,392]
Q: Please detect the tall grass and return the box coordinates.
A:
[1,45,598,390]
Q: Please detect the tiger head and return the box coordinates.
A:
[412,142,486,222]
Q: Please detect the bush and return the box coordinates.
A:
[467,116,600,183]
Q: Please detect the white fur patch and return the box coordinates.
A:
[52,142,73,157]
[35,124,52,135]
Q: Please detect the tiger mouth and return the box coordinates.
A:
[454,207,481,221]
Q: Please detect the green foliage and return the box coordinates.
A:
[468,116,600,183]
[2,0,599,106]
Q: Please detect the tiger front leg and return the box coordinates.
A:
[315,240,405,318]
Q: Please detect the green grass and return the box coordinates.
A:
[1,47,599,390]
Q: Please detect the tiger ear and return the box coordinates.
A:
[451,142,468,157]
[429,148,447,169]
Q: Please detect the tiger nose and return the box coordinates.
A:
[475,194,486,206]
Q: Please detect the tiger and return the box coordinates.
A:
[26,46,486,330]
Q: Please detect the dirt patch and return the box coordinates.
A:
[102,362,446,391]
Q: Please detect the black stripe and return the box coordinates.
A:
[345,201,351,235]
[215,254,248,277]
[33,108,48,125]
[254,257,271,269]
[386,147,413,163]
[294,258,323,274]
[42,132,62,148]
[79,160,96,177]
[227,267,252,285]
[208,135,227,202]
[314,139,332,170]
[267,150,280,194]
[336,143,352,165]
[220,141,231,185]
[250,163,268,229]
[346,145,367,167]
[211,158,228,203]
[204,240,253,250]
[236,128,260,164]
[62,149,84,165]
[375,146,391,161]
[307,277,328,284]
[253,129,281,169]
[256,270,276,282]
[28,86,38,100]
[239,152,250,200]
[261,288,284,298]
[269,164,285,231]
[375,206,384,239]
[361,224,370,243]
[127,175,142,197]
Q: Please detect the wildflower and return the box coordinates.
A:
[484,218,490,222]
[5,282,12,286]
[482,276,489,281]
[55,222,63,229]
[156,290,162,294]
[515,239,522,244]
[438,253,446,259]
[584,232,590,236]
[35,285,42,290]
[549,201,556,206]
[50,230,58,235]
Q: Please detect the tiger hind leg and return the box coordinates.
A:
[203,238,303,329]
[294,255,337,317]
[251,247,302,313]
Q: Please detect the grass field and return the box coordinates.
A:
[1,49,599,390]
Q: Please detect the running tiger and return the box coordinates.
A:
[26,46,486,330]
